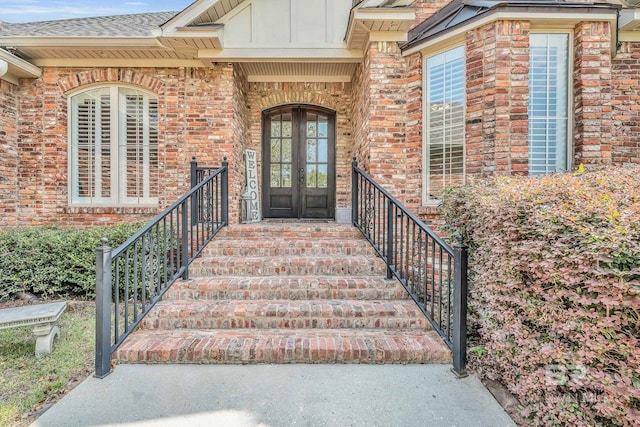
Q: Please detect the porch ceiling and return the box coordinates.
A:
[238,62,357,83]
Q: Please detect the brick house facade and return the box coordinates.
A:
[0,0,638,229]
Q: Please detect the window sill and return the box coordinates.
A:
[418,205,442,216]
[64,206,160,215]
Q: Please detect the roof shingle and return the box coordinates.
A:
[0,11,177,38]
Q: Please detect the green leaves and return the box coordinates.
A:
[0,223,143,301]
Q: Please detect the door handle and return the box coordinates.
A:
[299,168,305,186]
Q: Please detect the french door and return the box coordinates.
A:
[262,106,335,219]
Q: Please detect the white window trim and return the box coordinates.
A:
[67,84,159,207]
[528,30,574,175]
[422,44,466,206]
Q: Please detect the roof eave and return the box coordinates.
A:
[0,49,41,84]
[0,36,166,48]
[402,4,620,56]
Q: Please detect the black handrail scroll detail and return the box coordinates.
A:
[95,158,228,378]
[352,159,468,377]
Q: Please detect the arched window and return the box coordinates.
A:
[69,86,158,205]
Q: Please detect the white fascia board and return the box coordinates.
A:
[30,58,205,68]
[352,8,416,22]
[0,37,166,48]
[619,31,640,42]
[402,10,618,57]
[161,0,219,32]
[199,48,363,62]
[369,31,408,42]
[619,8,640,31]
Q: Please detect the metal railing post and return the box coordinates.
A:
[386,200,394,280]
[221,157,229,226]
[191,157,198,226]
[181,203,190,280]
[452,238,468,378]
[352,158,358,225]
[95,238,113,378]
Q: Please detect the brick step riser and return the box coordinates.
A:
[141,317,428,330]
[202,246,376,257]
[118,351,448,365]
[220,231,363,239]
[163,288,409,301]
[189,263,387,277]
[115,330,451,365]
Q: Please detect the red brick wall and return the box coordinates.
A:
[366,42,409,204]
[352,61,371,170]
[573,21,613,166]
[244,81,354,213]
[0,79,18,227]
[465,21,530,180]
[14,66,237,227]
[231,65,250,224]
[611,42,640,165]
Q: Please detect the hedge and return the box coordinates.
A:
[0,223,143,300]
[442,166,640,426]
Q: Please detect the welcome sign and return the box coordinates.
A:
[244,149,260,222]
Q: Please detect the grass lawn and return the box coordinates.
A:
[0,300,95,427]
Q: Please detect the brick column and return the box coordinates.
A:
[573,21,613,166]
[466,21,530,179]
[0,80,18,227]
[359,42,409,203]
[612,42,640,165]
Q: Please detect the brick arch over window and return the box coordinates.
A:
[58,69,164,94]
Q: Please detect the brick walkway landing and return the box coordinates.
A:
[116,223,451,364]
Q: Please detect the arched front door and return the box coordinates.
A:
[262,105,336,219]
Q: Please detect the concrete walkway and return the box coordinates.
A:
[32,364,514,427]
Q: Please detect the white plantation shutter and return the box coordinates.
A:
[71,89,112,204]
[529,33,569,175]
[70,87,158,205]
[424,46,465,203]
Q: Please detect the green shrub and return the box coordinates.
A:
[442,165,640,426]
[0,223,143,300]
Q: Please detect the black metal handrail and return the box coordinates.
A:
[352,159,468,376]
[95,158,228,378]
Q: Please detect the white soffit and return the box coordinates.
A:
[240,62,356,82]
[345,6,416,51]
[619,8,640,41]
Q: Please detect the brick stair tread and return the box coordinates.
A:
[164,276,408,301]
[115,328,451,364]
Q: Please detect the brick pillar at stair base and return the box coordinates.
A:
[115,223,451,365]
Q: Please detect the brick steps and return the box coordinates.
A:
[140,299,429,330]
[190,255,387,277]
[116,222,451,366]
[116,329,450,364]
[202,239,376,257]
[164,276,408,301]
